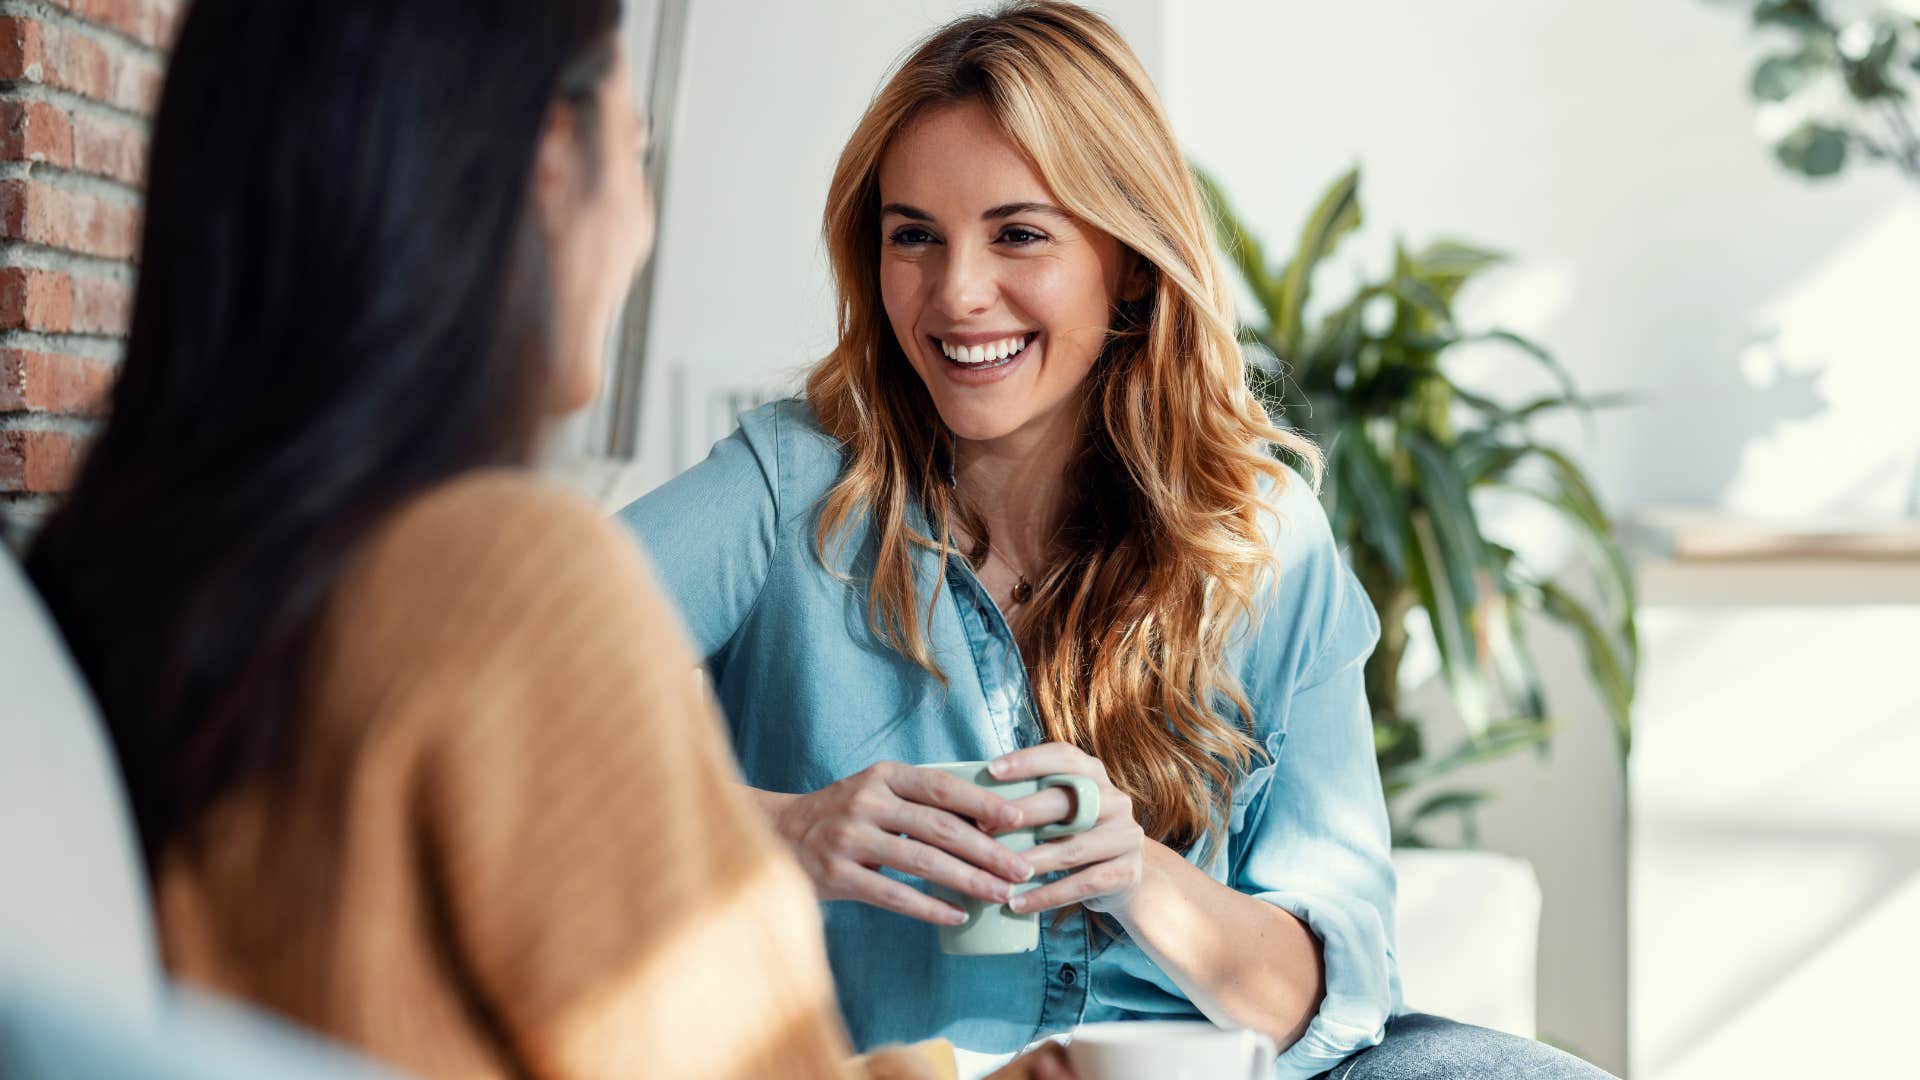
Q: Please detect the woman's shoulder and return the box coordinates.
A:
[365,469,633,576]
[735,396,850,502]
[333,469,674,657]
[1253,460,1337,571]
[1241,459,1379,692]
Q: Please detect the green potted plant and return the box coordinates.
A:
[1196,167,1639,846]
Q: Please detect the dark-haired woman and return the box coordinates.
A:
[23,3,1066,1079]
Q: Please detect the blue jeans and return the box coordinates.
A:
[1314,1014,1617,1079]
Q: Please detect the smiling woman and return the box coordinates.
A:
[620,3,1612,1079]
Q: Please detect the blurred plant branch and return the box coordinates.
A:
[1714,0,1920,182]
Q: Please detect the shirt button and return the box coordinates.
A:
[1059,963,1077,986]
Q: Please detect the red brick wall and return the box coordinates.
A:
[0,0,179,547]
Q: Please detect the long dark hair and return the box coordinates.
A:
[26,0,623,868]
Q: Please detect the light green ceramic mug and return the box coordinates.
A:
[925,761,1101,956]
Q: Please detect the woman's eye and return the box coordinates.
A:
[887,227,938,247]
[999,226,1048,246]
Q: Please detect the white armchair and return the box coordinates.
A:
[1391,848,1541,1038]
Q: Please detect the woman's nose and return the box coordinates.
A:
[932,244,995,319]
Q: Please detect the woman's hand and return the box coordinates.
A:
[984,1043,1076,1080]
[989,743,1148,916]
[765,763,1036,925]
[854,1041,1075,1080]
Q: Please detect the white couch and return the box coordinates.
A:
[0,546,395,1077]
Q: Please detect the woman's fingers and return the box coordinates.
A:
[999,786,1076,833]
[889,764,1024,830]
[983,1043,1076,1080]
[822,859,969,925]
[987,742,1101,783]
[1017,822,1134,877]
[878,801,1034,883]
[1007,855,1139,914]
[858,830,1019,903]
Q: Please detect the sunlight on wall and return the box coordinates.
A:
[1721,198,1920,521]
[1630,604,1920,1079]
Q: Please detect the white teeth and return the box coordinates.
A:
[939,334,1033,365]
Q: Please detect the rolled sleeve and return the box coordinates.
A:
[1231,477,1398,1078]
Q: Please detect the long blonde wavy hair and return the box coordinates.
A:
[806,1,1321,855]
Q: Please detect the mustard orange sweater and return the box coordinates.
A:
[155,473,865,1079]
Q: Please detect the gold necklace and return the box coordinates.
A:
[985,540,1036,606]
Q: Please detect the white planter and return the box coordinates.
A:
[1392,848,1540,1038]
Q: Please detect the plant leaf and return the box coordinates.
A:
[1406,432,1486,605]
[1486,585,1550,723]
[1752,0,1831,33]
[1407,789,1493,825]
[1193,166,1288,324]
[1275,167,1363,357]
[1523,581,1634,759]
[1454,386,1637,429]
[1752,53,1819,100]
[1382,718,1551,792]
[1333,421,1409,578]
[1413,239,1507,306]
[1775,120,1850,177]
[1408,510,1490,737]
[1389,241,1453,340]
[1471,329,1585,409]
[1494,442,1640,678]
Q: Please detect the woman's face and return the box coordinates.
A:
[541,44,655,416]
[877,100,1139,448]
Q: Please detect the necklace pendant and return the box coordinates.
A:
[1011,577,1033,605]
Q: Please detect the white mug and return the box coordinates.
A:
[1065,1021,1277,1080]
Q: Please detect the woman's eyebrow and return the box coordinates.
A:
[983,201,1068,220]
[879,201,1070,222]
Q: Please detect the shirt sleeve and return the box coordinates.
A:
[392,479,855,1080]
[1229,474,1397,1079]
[614,411,782,661]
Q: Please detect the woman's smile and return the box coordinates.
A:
[929,330,1040,383]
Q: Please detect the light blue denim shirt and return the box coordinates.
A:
[618,400,1403,1078]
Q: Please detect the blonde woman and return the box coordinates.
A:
[623,4,1609,1078]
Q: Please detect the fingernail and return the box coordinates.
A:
[1003,810,1024,829]
[946,908,968,925]
[1013,862,1034,882]
[988,759,1009,777]
[992,884,1012,902]
[1007,896,1026,913]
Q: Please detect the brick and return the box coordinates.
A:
[0,100,75,167]
[47,0,184,51]
[0,268,130,335]
[70,269,130,334]
[0,350,114,414]
[0,15,166,114]
[0,427,86,493]
[0,267,73,331]
[0,100,146,185]
[0,179,141,258]
[71,111,145,184]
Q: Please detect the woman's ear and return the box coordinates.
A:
[1120,250,1154,304]
[533,106,584,234]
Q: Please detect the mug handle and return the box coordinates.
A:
[1033,775,1101,840]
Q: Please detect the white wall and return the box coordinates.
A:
[1158,2,1916,1075]
[1163,0,1915,516]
